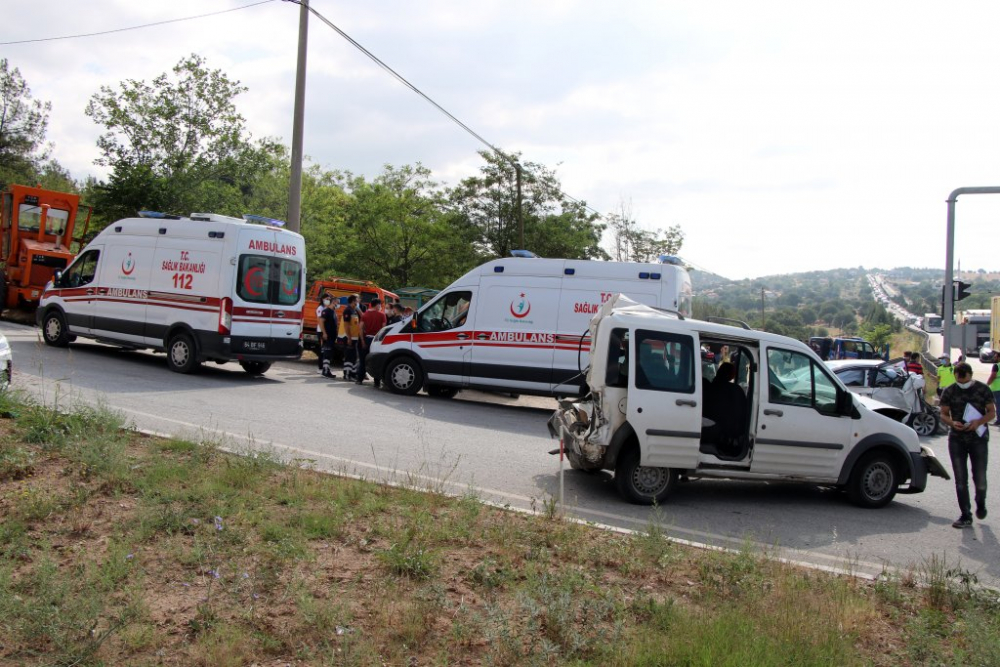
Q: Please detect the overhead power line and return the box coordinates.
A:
[0,0,277,46]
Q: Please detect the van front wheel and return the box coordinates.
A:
[847,452,898,508]
[385,357,423,396]
[166,333,200,374]
[615,445,677,505]
[42,311,70,347]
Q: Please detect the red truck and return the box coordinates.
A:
[302,277,399,352]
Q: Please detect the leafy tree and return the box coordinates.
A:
[85,54,276,223]
[607,198,684,262]
[449,150,607,260]
[0,58,74,191]
[333,164,481,288]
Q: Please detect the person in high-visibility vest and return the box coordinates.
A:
[937,357,956,397]
[989,362,1000,426]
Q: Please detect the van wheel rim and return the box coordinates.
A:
[45,317,61,340]
[171,341,190,366]
[632,465,670,496]
[391,364,415,390]
[862,462,893,500]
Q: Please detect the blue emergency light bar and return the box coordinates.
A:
[137,210,183,220]
[243,214,286,228]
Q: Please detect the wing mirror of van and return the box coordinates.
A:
[52,269,63,287]
[836,388,855,416]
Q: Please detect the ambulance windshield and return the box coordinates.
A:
[237,254,302,305]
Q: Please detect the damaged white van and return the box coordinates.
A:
[548,296,950,508]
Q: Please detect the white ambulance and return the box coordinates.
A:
[37,212,306,375]
[366,257,692,397]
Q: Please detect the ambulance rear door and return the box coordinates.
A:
[232,228,304,355]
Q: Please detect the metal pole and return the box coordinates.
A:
[516,163,523,250]
[942,186,1000,355]
[287,0,309,234]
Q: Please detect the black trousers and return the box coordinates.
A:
[949,435,989,518]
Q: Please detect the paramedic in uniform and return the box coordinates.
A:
[318,295,338,379]
[316,293,330,372]
[342,295,363,382]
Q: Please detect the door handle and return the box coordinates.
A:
[675,399,697,407]
[456,333,469,340]
[86,289,94,295]
[276,311,286,318]
[764,408,784,417]
[476,333,489,340]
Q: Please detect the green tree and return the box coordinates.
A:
[0,58,74,191]
[607,198,684,262]
[85,54,277,223]
[449,150,607,260]
[332,164,481,288]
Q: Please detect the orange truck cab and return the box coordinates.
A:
[0,184,89,310]
[302,277,399,352]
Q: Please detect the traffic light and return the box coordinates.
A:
[954,280,972,302]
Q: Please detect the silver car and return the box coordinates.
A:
[826,359,939,436]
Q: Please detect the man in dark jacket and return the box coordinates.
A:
[940,362,996,528]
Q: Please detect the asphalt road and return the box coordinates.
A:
[4,321,998,587]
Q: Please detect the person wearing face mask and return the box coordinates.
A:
[318,295,339,379]
[939,362,996,528]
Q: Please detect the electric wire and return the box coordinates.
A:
[0,0,277,46]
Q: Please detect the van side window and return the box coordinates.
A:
[766,349,839,414]
[62,249,100,288]
[418,291,471,332]
[634,329,695,394]
[605,328,629,387]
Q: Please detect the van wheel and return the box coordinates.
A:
[41,311,70,347]
[426,385,458,399]
[847,452,898,508]
[385,357,423,396]
[240,361,272,375]
[908,412,938,437]
[166,333,200,374]
[615,445,677,505]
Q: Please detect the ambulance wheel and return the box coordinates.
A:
[847,451,899,509]
[41,310,70,347]
[385,356,423,396]
[426,385,458,399]
[166,333,200,374]
[615,445,677,505]
[240,361,271,375]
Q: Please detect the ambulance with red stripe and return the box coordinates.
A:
[367,257,692,397]
[37,212,305,375]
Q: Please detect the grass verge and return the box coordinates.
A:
[0,389,998,666]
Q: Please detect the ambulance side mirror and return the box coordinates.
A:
[53,269,63,287]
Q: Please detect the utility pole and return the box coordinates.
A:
[760,287,765,330]
[515,163,523,249]
[287,0,309,234]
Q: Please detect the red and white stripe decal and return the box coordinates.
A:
[381,330,591,351]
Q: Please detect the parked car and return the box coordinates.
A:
[980,341,996,363]
[0,331,11,389]
[826,359,939,436]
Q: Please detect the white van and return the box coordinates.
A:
[548,295,950,508]
[36,212,306,375]
[366,257,692,397]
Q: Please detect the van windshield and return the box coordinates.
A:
[237,254,302,305]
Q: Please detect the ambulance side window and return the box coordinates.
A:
[418,291,471,332]
[62,249,100,288]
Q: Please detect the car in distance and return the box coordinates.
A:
[980,341,996,363]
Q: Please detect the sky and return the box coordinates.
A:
[5,0,1000,280]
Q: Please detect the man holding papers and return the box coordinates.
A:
[939,362,996,528]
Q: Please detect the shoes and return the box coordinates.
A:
[977,505,988,520]
[322,370,334,379]
[953,516,973,529]
[355,379,364,385]
[374,380,381,388]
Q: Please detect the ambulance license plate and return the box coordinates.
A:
[241,339,268,352]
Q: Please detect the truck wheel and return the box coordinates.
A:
[240,361,272,375]
[908,412,938,437]
[384,356,423,396]
[847,451,898,508]
[41,310,70,347]
[426,385,458,399]
[614,445,677,505]
[166,333,200,374]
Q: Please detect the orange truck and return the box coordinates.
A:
[0,184,90,310]
[302,277,399,352]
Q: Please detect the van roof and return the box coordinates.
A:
[468,257,687,281]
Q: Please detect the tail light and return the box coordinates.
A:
[219,297,233,334]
